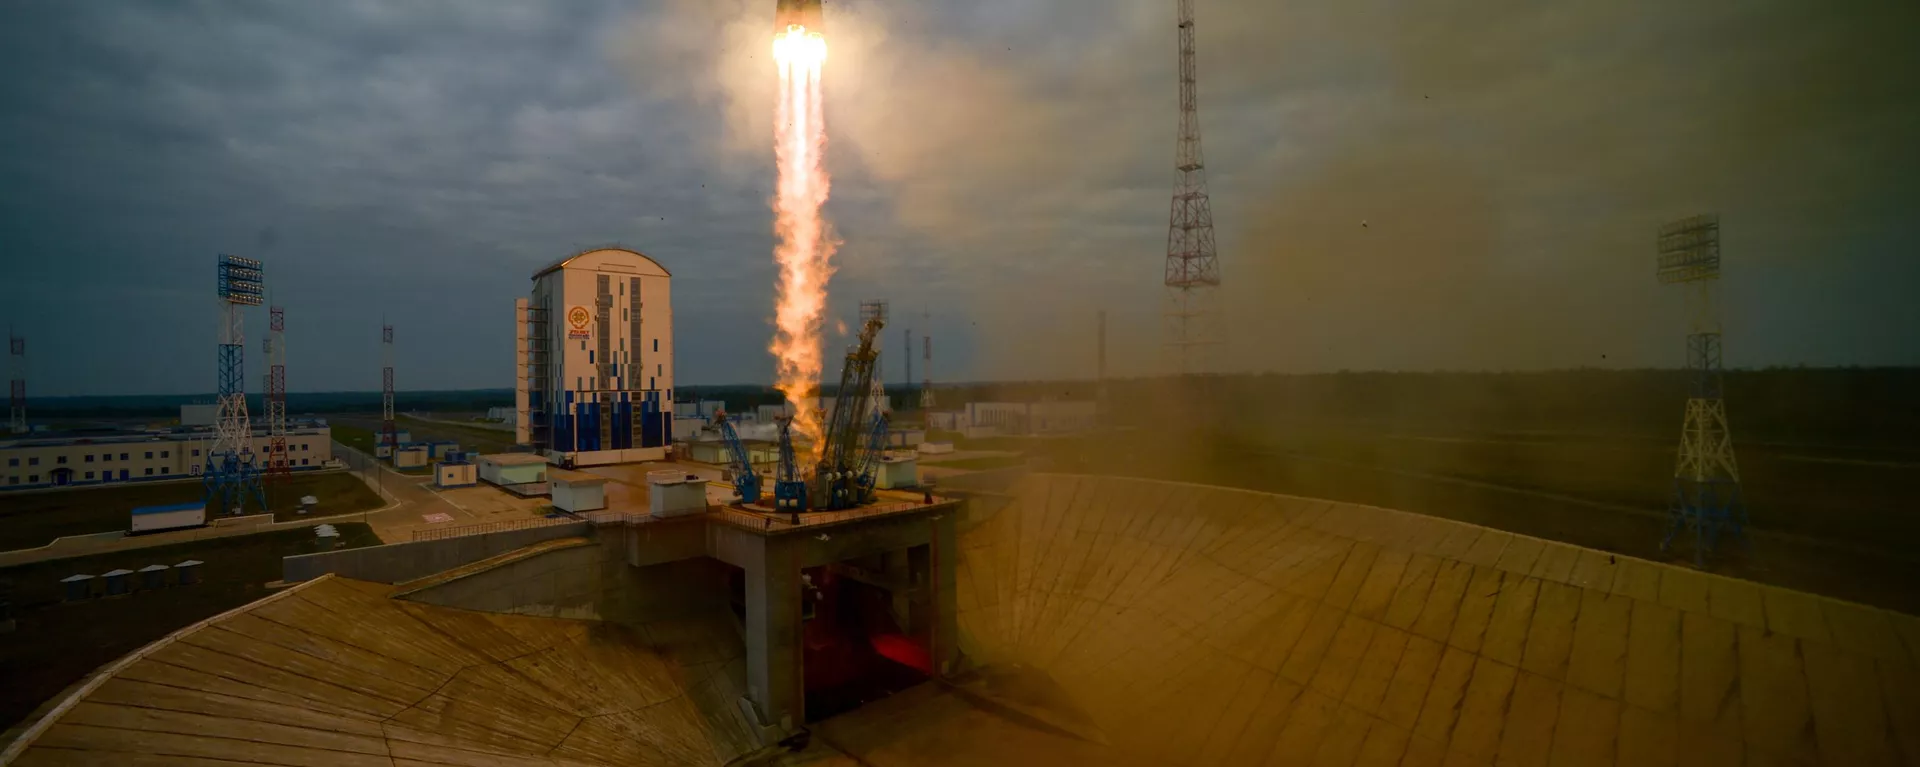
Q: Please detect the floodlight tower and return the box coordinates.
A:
[1655,214,1747,564]
[381,324,397,457]
[206,255,265,514]
[1164,0,1223,375]
[264,306,289,486]
[7,330,23,434]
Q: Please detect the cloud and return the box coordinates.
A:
[0,0,1915,396]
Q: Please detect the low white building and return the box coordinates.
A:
[1,426,335,491]
[550,469,608,513]
[964,401,1098,435]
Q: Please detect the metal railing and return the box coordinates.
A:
[410,515,581,542]
[412,498,953,542]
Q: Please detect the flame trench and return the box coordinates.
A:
[770,25,832,462]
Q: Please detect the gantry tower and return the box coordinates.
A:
[1656,214,1747,564]
[1163,0,1222,375]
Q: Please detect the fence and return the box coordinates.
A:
[410,515,580,542]
[409,498,954,542]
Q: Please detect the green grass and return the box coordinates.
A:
[332,424,378,455]
[0,472,383,551]
[0,523,382,732]
[921,455,1027,471]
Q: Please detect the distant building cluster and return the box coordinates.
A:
[1,413,334,490]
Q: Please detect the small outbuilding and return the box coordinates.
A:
[549,469,608,513]
[138,564,170,590]
[102,569,134,597]
[477,453,549,486]
[394,446,429,468]
[61,574,95,602]
[175,560,204,586]
[130,501,206,534]
[648,470,708,518]
[436,460,477,488]
[875,456,919,490]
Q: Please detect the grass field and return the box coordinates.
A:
[0,471,382,551]
[0,522,382,731]
[332,423,378,454]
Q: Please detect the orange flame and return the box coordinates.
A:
[770,24,832,463]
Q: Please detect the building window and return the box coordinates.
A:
[649,377,655,390]
[160,468,169,475]
[6,477,15,485]
[85,454,94,463]
[580,341,587,350]
[85,471,94,479]
[145,451,153,459]
[302,459,310,466]
[29,474,38,483]
[589,350,594,363]
[192,449,200,456]
[57,455,67,464]
[162,450,169,458]
[120,453,128,460]
[656,364,662,375]
[28,457,38,466]
[145,468,153,476]
[6,458,15,467]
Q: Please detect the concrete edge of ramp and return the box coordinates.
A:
[388,535,596,599]
[0,575,335,764]
[937,472,1920,767]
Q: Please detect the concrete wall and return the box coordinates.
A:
[282,522,592,584]
[401,535,731,626]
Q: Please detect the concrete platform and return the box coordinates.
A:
[8,473,1916,765]
[0,575,762,766]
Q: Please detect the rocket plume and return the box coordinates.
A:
[770,24,832,462]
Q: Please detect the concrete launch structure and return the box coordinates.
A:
[517,247,676,467]
[9,472,1912,766]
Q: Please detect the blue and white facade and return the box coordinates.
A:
[518,247,675,467]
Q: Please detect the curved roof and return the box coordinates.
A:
[531,245,671,281]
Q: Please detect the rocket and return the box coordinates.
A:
[775,0,824,34]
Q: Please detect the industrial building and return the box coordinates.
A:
[516,246,675,467]
[0,425,333,490]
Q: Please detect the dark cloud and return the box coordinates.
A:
[0,0,1914,395]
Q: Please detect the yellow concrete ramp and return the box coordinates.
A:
[920,473,1920,766]
[0,576,761,766]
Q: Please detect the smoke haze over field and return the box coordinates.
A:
[1,0,1915,394]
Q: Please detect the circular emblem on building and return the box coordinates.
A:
[567,306,592,339]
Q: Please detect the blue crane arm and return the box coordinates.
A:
[714,412,761,504]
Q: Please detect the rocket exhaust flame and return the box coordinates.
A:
[770,23,832,463]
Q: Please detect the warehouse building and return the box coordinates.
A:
[516,246,675,467]
[1,425,333,490]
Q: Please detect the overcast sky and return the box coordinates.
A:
[3,0,1916,396]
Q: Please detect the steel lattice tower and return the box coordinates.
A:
[264,306,289,486]
[381,324,397,457]
[919,334,934,410]
[1163,0,1222,375]
[206,255,265,514]
[1656,215,1747,564]
[7,330,23,434]
[861,301,889,420]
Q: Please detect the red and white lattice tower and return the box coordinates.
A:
[264,306,289,484]
[1163,0,1223,375]
[381,324,397,456]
